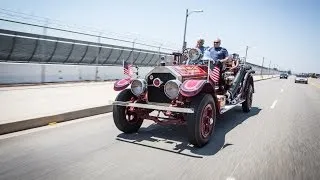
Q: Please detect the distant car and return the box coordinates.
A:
[295,74,308,84]
[311,74,318,78]
[280,73,288,79]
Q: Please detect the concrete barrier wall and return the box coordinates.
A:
[0,63,42,84]
[0,62,278,84]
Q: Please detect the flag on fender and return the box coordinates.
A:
[123,60,133,77]
[209,66,220,83]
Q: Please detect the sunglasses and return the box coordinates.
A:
[214,42,220,44]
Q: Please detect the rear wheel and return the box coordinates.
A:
[186,93,216,147]
[242,84,253,112]
[113,89,143,133]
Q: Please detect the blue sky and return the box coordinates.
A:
[1,0,319,73]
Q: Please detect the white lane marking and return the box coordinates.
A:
[280,89,284,93]
[270,100,278,109]
[0,113,112,140]
[226,177,236,180]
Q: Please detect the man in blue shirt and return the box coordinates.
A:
[207,38,231,87]
[208,38,230,63]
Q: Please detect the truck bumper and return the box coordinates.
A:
[111,101,194,114]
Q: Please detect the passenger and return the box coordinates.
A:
[195,39,207,54]
[227,53,240,73]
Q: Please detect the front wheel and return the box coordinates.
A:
[242,84,253,112]
[186,93,216,147]
[113,89,143,133]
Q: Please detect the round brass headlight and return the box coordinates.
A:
[131,79,147,96]
[164,80,181,99]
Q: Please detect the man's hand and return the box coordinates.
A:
[219,56,232,63]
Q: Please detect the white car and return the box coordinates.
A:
[295,74,308,84]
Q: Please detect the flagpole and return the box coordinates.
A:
[122,59,125,78]
[207,60,210,82]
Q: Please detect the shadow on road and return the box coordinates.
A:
[116,106,262,158]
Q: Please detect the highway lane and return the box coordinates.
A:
[1,76,320,180]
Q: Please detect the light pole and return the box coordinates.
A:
[244,45,249,64]
[132,37,138,64]
[95,32,102,81]
[273,64,276,77]
[182,9,203,51]
[268,60,271,75]
[260,57,264,76]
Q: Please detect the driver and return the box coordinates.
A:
[207,38,230,86]
[207,38,229,63]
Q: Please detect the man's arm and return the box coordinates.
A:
[230,59,240,70]
[219,48,230,63]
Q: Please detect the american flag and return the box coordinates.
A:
[209,66,220,83]
[123,60,133,77]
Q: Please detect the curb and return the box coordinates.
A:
[0,76,277,135]
[254,76,277,82]
[0,105,113,135]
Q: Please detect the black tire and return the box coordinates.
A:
[113,89,143,133]
[242,84,253,113]
[186,93,216,147]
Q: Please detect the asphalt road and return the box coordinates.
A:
[1,77,320,180]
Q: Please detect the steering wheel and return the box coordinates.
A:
[180,48,192,63]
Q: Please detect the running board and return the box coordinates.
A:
[220,100,245,114]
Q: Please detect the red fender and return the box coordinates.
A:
[114,78,132,91]
[180,79,207,97]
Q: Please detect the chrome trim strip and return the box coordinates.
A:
[111,101,194,113]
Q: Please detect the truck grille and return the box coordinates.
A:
[147,73,175,103]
